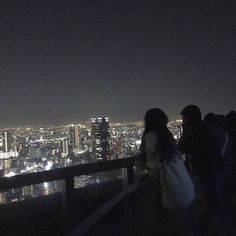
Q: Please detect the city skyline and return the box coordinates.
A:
[1,1,236,128]
[0,117,180,130]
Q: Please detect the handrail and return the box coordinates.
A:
[68,174,147,236]
[0,156,139,235]
[0,156,138,192]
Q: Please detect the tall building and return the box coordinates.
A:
[4,132,9,152]
[0,131,11,152]
[60,139,70,157]
[91,117,111,160]
[74,124,80,149]
[69,124,80,151]
[0,135,4,151]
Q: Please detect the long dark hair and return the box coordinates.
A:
[141,108,176,161]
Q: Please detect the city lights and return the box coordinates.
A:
[0,118,182,204]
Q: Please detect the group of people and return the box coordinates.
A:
[140,105,236,236]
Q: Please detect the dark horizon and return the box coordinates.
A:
[1,0,236,128]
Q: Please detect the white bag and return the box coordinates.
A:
[161,154,195,210]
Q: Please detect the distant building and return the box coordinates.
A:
[4,131,10,152]
[60,138,70,157]
[0,131,19,160]
[0,158,12,176]
[0,151,19,159]
[69,124,80,151]
[0,135,4,151]
[0,131,11,152]
[74,124,80,149]
[29,147,41,159]
[91,117,111,160]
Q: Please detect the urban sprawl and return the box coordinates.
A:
[0,118,182,203]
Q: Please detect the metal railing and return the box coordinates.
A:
[0,156,139,234]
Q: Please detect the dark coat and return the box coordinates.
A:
[178,121,223,181]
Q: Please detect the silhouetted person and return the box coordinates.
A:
[225,111,236,157]
[204,113,232,171]
[178,105,232,234]
[204,113,234,208]
[224,111,236,211]
[178,106,222,180]
[141,108,193,236]
[216,114,226,126]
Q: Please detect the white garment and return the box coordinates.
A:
[144,131,195,210]
[161,155,195,210]
[144,132,161,169]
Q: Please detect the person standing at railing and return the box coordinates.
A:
[204,113,233,175]
[178,105,233,235]
[225,111,236,158]
[225,111,236,201]
[140,108,194,236]
[204,113,235,227]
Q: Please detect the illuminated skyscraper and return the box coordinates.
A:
[0,135,4,151]
[91,117,111,160]
[69,124,80,151]
[0,131,10,152]
[60,139,70,156]
[4,131,9,152]
[74,124,80,149]
[4,132,9,152]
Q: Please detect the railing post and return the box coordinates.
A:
[65,176,74,195]
[122,163,134,188]
[121,163,135,211]
[122,168,128,189]
[127,164,134,185]
[62,176,74,235]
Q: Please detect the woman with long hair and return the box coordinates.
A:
[141,108,176,168]
[140,108,194,236]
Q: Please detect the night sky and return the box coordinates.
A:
[1,0,236,127]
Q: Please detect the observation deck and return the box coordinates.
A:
[0,157,235,235]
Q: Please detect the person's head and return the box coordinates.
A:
[181,105,202,124]
[204,113,223,128]
[216,114,225,124]
[144,108,168,132]
[143,108,176,158]
[228,110,236,116]
[226,110,236,120]
[225,110,236,128]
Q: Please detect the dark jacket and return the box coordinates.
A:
[178,121,223,181]
[209,126,233,172]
